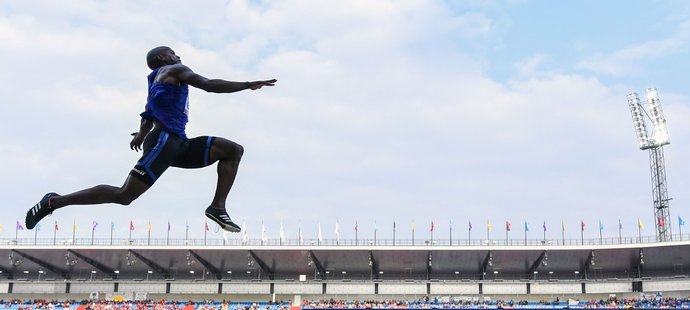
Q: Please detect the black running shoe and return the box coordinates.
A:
[26,192,59,230]
[205,207,241,232]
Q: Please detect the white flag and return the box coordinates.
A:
[335,221,340,244]
[279,222,285,242]
[318,222,323,243]
[261,221,268,243]
[242,221,248,244]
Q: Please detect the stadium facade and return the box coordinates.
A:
[1,236,689,302]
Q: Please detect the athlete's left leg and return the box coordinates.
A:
[207,137,244,209]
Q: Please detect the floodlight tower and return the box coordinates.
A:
[626,87,672,242]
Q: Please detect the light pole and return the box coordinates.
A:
[627,87,673,241]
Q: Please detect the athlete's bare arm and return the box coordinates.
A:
[156,64,276,93]
[129,117,153,152]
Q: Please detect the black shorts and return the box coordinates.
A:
[130,128,216,186]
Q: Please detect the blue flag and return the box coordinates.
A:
[680,216,686,226]
[524,221,529,231]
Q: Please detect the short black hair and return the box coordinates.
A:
[146,46,170,70]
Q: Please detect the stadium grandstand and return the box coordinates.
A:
[1,234,689,309]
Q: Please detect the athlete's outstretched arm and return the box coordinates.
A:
[172,65,276,93]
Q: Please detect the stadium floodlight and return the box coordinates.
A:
[645,87,670,146]
[627,93,650,149]
[626,87,673,242]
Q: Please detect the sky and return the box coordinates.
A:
[2,0,690,243]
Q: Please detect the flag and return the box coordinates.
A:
[148,221,152,232]
[92,221,98,231]
[355,221,358,232]
[469,221,473,231]
[542,221,547,232]
[242,221,248,244]
[599,220,604,231]
[167,221,171,232]
[581,220,586,231]
[638,218,644,229]
[487,221,492,232]
[412,222,416,233]
[73,221,78,232]
[279,222,285,242]
[110,221,114,231]
[680,216,686,226]
[335,222,340,242]
[55,221,60,231]
[506,221,511,231]
[298,223,303,244]
[261,221,267,242]
[317,222,323,243]
[524,221,529,231]
[205,222,209,232]
[16,221,24,231]
[130,220,135,231]
[659,216,665,227]
[36,224,41,231]
[561,221,565,232]
[619,219,623,230]
[430,221,435,232]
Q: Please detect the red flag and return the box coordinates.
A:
[430,221,435,232]
[55,221,59,231]
[205,222,209,231]
[506,221,511,231]
[581,220,586,231]
[130,220,135,231]
[658,216,665,227]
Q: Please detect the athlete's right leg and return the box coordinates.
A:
[25,175,150,229]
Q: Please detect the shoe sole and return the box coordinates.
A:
[205,212,241,233]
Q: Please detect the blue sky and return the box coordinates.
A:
[1,0,690,243]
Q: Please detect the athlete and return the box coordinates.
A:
[25,46,276,232]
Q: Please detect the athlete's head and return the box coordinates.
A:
[146,46,181,69]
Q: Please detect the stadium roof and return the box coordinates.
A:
[1,240,689,282]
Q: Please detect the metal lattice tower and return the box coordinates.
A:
[649,146,672,241]
[627,87,672,242]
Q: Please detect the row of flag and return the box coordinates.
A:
[6,216,688,237]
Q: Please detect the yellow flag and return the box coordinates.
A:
[487,221,492,232]
[638,218,644,229]
[148,221,152,232]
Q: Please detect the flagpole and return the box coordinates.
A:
[204,222,207,246]
[34,225,38,245]
[524,222,527,245]
[15,222,18,241]
[561,221,565,245]
[167,221,170,246]
[110,222,113,246]
[392,221,396,246]
[449,220,452,246]
[430,221,434,244]
[91,225,95,245]
[72,219,76,243]
[53,221,57,245]
[638,219,642,242]
[354,221,358,246]
[468,222,471,246]
[618,220,622,243]
[129,221,132,242]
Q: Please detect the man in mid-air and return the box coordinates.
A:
[25,46,276,232]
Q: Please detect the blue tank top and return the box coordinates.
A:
[140,68,190,139]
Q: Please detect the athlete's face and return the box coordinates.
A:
[162,48,181,65]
